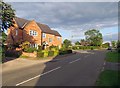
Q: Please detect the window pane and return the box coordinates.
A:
[16,29,18,36]
[30,30,37,36]
[42,33,46,38]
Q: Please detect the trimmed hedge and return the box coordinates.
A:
[72,46,100,50]
[5,50,22,58]
[24,47,37,53]
[48,51,54,56]
[67,50,72,53]
[37,49,72,58]
[37,52,44,58]
[59,49,72,55]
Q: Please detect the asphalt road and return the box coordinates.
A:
[2,50,107,86]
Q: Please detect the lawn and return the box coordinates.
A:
[96,70,120,86]
[105,51,120,63]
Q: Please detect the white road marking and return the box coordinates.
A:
[101,67,104,71]
[103,62,106,65]
[16,66,61,86]
[69,58,81,64]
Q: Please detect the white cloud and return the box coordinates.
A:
[4,0,119,2]
[8,2,118,42]
[103,33,119,42]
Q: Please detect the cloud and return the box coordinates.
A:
[9,2,118,42]
[4,0,120,2]
[103,33,119,41]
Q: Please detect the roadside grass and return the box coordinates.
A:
[96,70,120,86]
[105,51,120,63]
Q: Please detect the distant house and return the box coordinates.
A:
[7,17,62,49]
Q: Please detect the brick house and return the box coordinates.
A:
[7,17,62,49]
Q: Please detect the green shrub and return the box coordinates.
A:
[42,50,48,57]
[24,47,37,53]
[72,46,100,50]
[91,46,94,50]
[54,50,59,56]
[72,46,78,50]
[67,50,72,53]
[59,49,72,55]
[37,52,44,58]
[5,50,22,58]
[37,45,42,52]
[48,51,54,57]
[49,45,59,51]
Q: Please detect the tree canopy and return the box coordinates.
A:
[0,1,15,31]
[85,29,103,46]
[111,41,116,48]
[75,41,80,45]
[63,39,72,49]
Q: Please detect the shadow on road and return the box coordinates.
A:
[33,50,106,86]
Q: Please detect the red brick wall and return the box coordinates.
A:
[42,33,62,48]
[7,20,62,48]
[23,20,42,46]
[7,21,23,45]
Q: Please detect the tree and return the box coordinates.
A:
[85,29,103,46]
[111,41,116,48]
[80,39,87,46]
[0,1,15,31]
[63,39,72,49]
[75,41,80,45]
[1,32,7,43]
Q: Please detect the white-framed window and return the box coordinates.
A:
[30,43,38,49]
[58,37,60,40]
[16,29,18,36]
[49,38,52,42]
[42,33,46,38]
[29,30,38,36]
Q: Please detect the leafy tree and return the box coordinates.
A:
[75,41,80,45]
[80,39,85,42]
[80,39,88,46]
[63,39,72,49]
[0,1,15,31]
[1,32,7,43]
[85,29,103,46]
[111,41,116,48]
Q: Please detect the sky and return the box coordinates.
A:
[6,2,118,43]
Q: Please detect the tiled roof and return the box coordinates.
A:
[37,23,61,37]
[14,17,61,37]
[14,17,29,28]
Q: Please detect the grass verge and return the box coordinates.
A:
[96,70,120,86]
[105,51,120,63]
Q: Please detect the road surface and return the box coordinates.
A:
[2,50,106,86]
